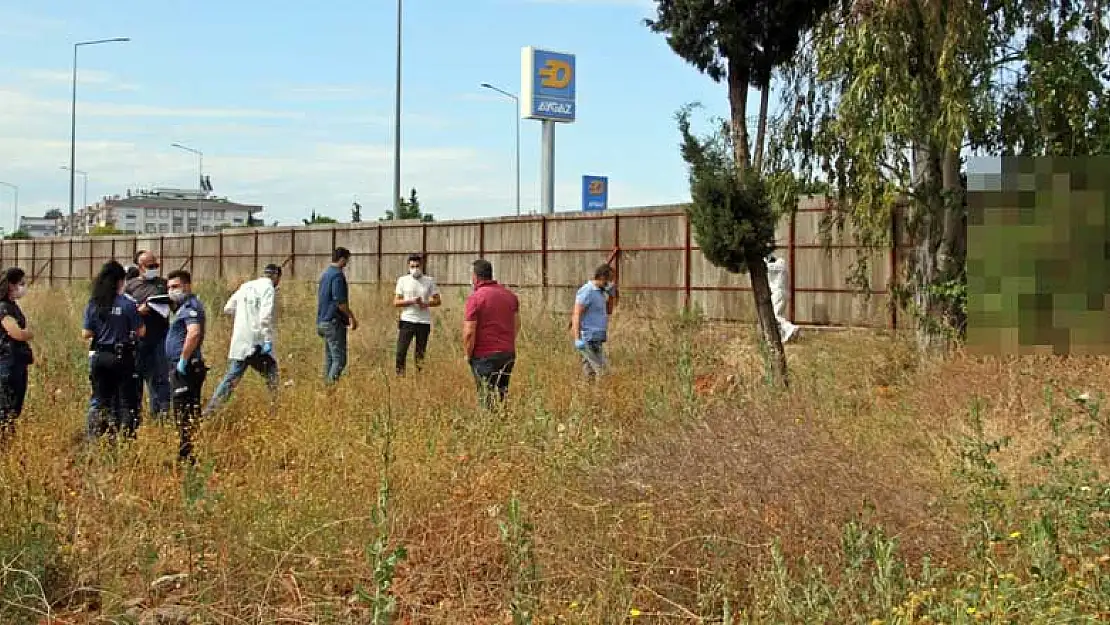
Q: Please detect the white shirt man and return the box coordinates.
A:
[393,254,441,375]
[204,264,282,416]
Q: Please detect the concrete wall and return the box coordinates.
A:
[0,199,910,328]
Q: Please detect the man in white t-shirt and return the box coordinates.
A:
[394,254,441,375]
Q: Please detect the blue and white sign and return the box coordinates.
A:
[582,175,608,212]
[520,46,576,123]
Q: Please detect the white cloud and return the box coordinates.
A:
[272,84,383,102]
[20,68,140,92]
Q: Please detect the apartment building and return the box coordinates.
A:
[17,216,63,238]
[82,188,263,235]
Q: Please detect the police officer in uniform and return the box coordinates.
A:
[82,261,145,442]
[0,267,34,439]
[164,269,207,462]
[127,250,172,422]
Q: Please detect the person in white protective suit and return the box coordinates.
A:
[765,254,798,343]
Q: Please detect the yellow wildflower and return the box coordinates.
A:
[1009,531,1021,539]
[629,608,642,618]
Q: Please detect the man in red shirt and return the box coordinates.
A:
[462,259,519,409]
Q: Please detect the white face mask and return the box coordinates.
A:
[11,284,26,300]
[144,268,159,280]
[409,267,422,278]
[168,289,185,304]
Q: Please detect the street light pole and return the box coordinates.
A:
[392,0,403,217]
[0,182,17,233]
[69,37,130,236]
[60,167,88,231]
[480,83,521,216]
[171,143,204,227]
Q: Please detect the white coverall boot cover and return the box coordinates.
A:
[765,255,798,343]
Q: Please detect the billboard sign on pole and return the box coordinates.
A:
[520,46,576,123]
[581,175,608,212]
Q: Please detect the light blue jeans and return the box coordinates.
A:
[317,320,348,383]
[204,351,279,416]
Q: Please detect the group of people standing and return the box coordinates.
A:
[0,245,619,457]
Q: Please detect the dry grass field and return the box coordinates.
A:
[1,280,1108,624]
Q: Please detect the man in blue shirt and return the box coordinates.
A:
[164,269,207,462]
[571,264,617,381]
[316,247,358,383]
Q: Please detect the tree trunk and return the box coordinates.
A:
[753,83,771,173]
[748,256,789,387]
[726,58,752,179]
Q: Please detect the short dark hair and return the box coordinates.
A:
[0,267,25,302]
[594,264,613,280]
[472,259,493,281]
[407,253,423,264]
[332,247,351,263]
[133,249,146,265]
[167,269,192,284]
[263,263,283,278]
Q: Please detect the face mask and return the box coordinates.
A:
[11,285,26,300]
[409,268,422,278]
[144,268,159,280]
[168,290,185,304]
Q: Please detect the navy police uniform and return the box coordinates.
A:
[82,293,143,440]
[165,293,207,461]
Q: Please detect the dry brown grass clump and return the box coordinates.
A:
[0,282,1106,623]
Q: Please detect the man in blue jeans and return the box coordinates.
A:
[317,247,358,383]
[571,264,617,381]
[204,264,282,416]
[125,249,171,422]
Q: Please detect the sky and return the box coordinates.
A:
[0,0,750,226]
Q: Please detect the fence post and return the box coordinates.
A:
[217,230,224,280]
[48,242,54,284]
[288,228,296,279]
[889,207,899,330]
[189,234,196,271]
[478,221,485,258]
[30,240,36,286]
[253,230,260,277]
[788,208,797,323]
[111,237,116,264]
[376,225,383,284]
[540,215,549,295]
[612,214,621,283]
[684,214,692,310]
[421,222,428,273]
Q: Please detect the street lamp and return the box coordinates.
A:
[391,0,403,217]
[170,143,204,221]
[0,182,17,234]
[59,167,88,225]
[69,37,130,235]
[480,82,521,217]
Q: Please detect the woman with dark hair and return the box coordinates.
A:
[0,267,34,438]
[82,260,145,442]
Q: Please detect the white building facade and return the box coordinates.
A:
[17,216,63,238]
[78,188,263,235]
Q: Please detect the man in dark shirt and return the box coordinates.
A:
[462,259,519,410]
[316,247,358,383]
[164,270,207,462]
[126,249,171,421]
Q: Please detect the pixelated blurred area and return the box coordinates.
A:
[967,156,1110,356]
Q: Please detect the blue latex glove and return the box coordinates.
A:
[574,338,587,350]
[176,358,188,375]
[261,341,273,355]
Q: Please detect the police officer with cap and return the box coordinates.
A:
[164,269,207,462]
[204,263,283,416]
[82,260,145,442]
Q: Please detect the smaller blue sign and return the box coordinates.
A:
[582,175,608,212]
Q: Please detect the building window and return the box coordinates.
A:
[145,208,156,217]
[158,223,169,233]
[159,209,169,218]
[172,217,184,228]
[124,213,136,220]
[232,217,243,224]
[201,225,212,233]
[187,219,198,231]
[201,210,211,219]
[216,209,226,220]
[145,224,157,234]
